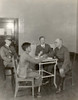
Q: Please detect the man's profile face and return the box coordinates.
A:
[27,45,31,53]
[40,38,45,45]
[54,39,60,48]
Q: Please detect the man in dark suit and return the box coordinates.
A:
[54,38,71,93]
[35,36,53,84]
[0,36,17,68]
[35,36,51,57]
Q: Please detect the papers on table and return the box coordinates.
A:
[35,56,43,59]
[35,56,57,62]
[42,57,57,62]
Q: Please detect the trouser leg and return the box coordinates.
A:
[56,76,65,93]
[28,71,42,97]
[28,71,42,86]
[56,67,65,93]
[59,77,65,90]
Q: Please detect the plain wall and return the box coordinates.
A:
[0,0,77,54]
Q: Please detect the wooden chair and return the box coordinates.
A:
[63,69,73,90]
[1,59,14,86]
[4,66,14,79]
[4,66,15,86]
[12,57,35,98]
[63,53,73,90]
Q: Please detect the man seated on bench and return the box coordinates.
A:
[17,42,45,97]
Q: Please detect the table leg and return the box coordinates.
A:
[54,63,57,88]
[39,64,43,94]
[39,64,43,76]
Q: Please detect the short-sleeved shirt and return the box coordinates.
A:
[17,52,40,78]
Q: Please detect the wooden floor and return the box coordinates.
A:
[0,58,78,100]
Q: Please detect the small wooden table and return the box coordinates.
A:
[39,58,57,88]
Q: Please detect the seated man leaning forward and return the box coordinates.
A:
[35,36,53,84]
[17,42,45,97]
[54,38,71,93]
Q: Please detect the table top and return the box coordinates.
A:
[42,57,57,62]
[35,57,57,64]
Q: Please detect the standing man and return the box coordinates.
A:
[54,38,71,93]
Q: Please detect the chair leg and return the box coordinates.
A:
[11,75,15,88]
[11,69,14,86]
[15,89,18,97]
[38,86,40,93]
[3,67,6,80]
[14,82,18,97]
[4,70,6,80]
[32,80,34,98]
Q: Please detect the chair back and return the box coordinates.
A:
[12,57,18,79]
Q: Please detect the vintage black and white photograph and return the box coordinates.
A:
[0,0,77,100]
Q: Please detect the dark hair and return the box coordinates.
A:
[21,42,31,51]
[39,36,45,40]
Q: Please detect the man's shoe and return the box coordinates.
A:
[42,80,49,85]
[37,92,41,98]
[56,87,62,94]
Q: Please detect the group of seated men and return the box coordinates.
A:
[0,36,71,97]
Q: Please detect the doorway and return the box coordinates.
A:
[0,18,19,54]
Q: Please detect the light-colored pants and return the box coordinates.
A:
[18,70,42,87]
[27,70,42,86]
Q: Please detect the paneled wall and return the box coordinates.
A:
[77,34,78,53]
[0,0,77,54]
[76,1,78,53]
[77,30,78,53]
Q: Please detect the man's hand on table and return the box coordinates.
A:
[38,51,43,57]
